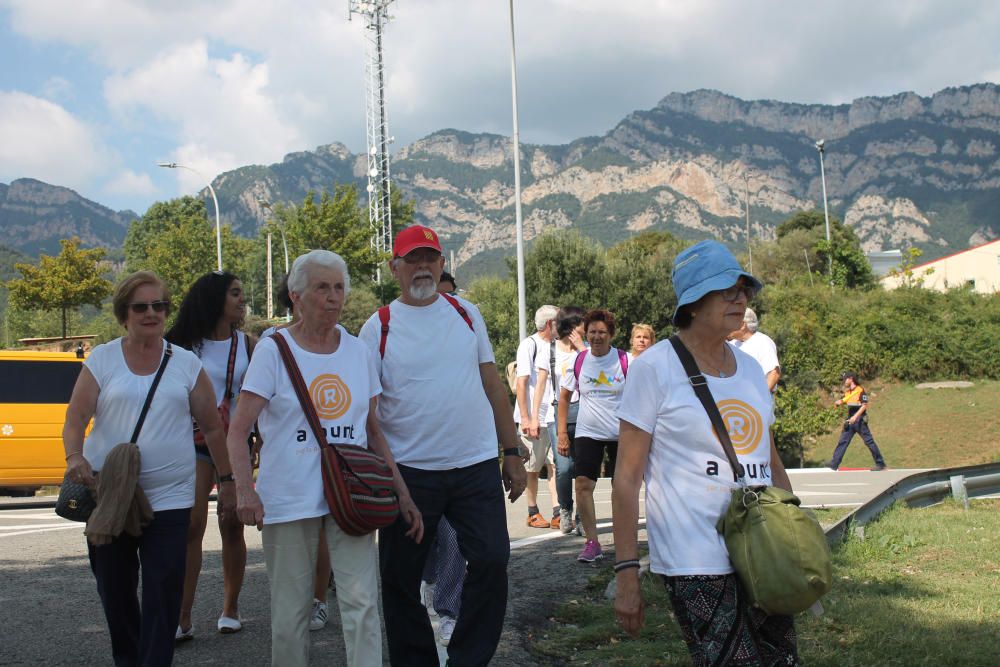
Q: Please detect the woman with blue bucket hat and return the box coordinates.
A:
[611,240,799,666]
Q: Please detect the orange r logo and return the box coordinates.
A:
[714,399,764,455]
[310,374,352,420]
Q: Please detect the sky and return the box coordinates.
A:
[2,0,999,215]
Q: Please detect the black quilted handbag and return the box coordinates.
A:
[55,478,96,522]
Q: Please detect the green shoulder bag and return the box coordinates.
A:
[669,336,832,616]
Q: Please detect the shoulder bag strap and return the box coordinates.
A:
[270,332,334,454]
[668,335,745,484]
[549,339,558,403]
[130,341,173,443]
[573,349,588,382]
[224,332,238,401]
[618,348,629,377]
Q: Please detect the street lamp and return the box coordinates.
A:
[259,199,290,321]
[157,162,222,271]
[508,0,527,342]
[815,140,833,280]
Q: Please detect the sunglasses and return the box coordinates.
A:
[400,249,442,265]
[719,283,759,303]
[128,300,170,314]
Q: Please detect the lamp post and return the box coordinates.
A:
[158,162,222,271]
[815,140,833,280]
[259,199,290,321]
[508,0,527,342]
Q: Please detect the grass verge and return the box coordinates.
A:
[531,500,1000,666]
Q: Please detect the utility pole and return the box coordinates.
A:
[816,139,833,282]
[349,1,395,288]
[508,0,527,342]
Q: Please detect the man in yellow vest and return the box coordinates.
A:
[827,372,887,471]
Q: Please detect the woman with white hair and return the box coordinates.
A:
[226,250,423,666]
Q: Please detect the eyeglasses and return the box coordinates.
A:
[399,250,441,265]
[719,283,758,303]
[128,300,170,314]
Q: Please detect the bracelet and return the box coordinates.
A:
[614,559,641,573]
[502,447,521,457]
[65,452,83,461]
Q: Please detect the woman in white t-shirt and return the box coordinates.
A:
[62,271,235,666]
[166,270,254,638]
[627,322,655,361]
[612,240,797,665]
[558,308,627,564]
[225,250,423,667]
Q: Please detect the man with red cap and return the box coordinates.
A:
[358,224,527,666]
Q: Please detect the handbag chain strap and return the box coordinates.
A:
[223,332,238,400]
[668,335,748,487]
[270,332,347,476]
[130,341,173,443]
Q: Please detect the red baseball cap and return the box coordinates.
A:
[393,225,442,258]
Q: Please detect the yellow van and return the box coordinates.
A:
[0,349,85,494]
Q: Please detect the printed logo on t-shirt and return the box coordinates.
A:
[584,370,625,389]
[714,399,764,455]
[310,374,352,419]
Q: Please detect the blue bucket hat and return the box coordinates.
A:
[671,240,763,325]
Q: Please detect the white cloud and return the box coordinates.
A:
[0,92,112,190]
[40,76,74,103]
[103,168,157,198]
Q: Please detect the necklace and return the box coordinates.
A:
[694,344,732,378]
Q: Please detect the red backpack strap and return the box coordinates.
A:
[573,349,588,383]
[618,348,628,377]
[440,293,474,331]
[377,305,391,359]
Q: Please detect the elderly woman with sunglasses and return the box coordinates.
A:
[62,271,236,667]
[612,241,797,666]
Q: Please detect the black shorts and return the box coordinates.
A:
[572,436,618,481]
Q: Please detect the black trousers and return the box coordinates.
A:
[830,419,885,469]
[88,508,190,667]
[380,458,510,667]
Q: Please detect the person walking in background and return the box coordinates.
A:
[827,371,887,471]
[542,306,586,536]
[358,224,526,667]
[166,271,253,639]
[728,308,781,392]
[558,308,628,563]
[515,305,560,529]
[613,240,798,666]
[438,271,457,295]
[62,271,236,667]
[226,250,422,667]
[627,323,656,361]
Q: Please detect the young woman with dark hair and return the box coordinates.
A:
[166,271,254,639]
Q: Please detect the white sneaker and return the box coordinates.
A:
[217,615,242,634]
[420,580,437,616]
[175,624,194,642]
[310,599,328,631]
[437,615,456,646]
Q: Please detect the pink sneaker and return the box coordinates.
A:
[577,539,603,563]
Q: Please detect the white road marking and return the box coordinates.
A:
[0,523,77,530]
[0,525,81,538]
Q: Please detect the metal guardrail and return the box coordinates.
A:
[825,462,1000,544]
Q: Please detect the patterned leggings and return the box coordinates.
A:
[662,574,798,667]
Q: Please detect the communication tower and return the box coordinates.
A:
[349,0,395,283]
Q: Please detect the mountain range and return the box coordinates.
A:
[3,83,1000,279]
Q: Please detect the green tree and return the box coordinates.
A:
[466,275,519,369]
[521,231,607,311]
[124,197,251,299]
[6,237,113,338]
[772,210,875,289]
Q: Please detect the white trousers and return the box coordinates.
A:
[262,516,382,667]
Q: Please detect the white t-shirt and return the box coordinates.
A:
[514,333,554,426]
[617,340,776,576]
[242,327,380,525]
[82,338,202,512]
[197,332,250,407]
[560,348,627,441]
[357,295,497,470]
[730,331,779,376]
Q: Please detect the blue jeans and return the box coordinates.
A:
[549,419,576,514]
[88,508,190,667]
[830,418,885,469]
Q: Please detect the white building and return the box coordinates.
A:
[880,238,1000,294]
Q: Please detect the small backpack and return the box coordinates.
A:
[572,348,628,383]
[505,337,538,393]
